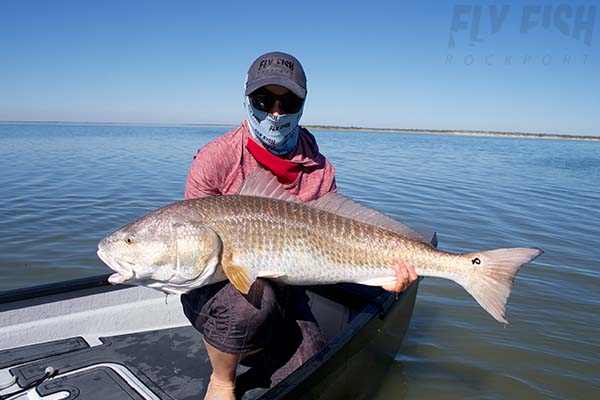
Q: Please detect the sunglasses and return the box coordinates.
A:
[249,89,304,114]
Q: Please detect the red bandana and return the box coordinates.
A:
[246,138,301,184]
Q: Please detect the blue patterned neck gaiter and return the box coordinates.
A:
[244,96,303,156]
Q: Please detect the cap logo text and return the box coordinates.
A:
[258,58,295,72]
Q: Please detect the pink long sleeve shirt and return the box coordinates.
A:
[184,121,336,202]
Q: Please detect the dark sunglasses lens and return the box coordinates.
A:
[250,94,275,112]
[280,93,303,113]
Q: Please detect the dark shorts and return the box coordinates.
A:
[181,279,326,384]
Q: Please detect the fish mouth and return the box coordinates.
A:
[97,248,135,283]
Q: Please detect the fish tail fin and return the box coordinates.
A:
[462,247,542,324]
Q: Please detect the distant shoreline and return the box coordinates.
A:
[1,120,598,141]
[305,125,600,142]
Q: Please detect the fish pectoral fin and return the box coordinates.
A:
[222,256,257,294]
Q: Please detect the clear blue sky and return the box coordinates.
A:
[1,0,598,135]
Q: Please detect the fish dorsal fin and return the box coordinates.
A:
[237,168,300,203]
[238,168,430,245]
[308,192,432,245]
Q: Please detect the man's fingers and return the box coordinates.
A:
[382,259,419,293]
[396,259,418,282]
[381,281,399,292]
[406,263,418,281]
[382,262,403,292]
[398,263,408,286]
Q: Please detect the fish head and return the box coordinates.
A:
[97,203,224,293]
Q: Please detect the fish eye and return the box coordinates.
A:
[125,237,134,245]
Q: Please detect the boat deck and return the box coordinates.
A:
[1,325,270,400]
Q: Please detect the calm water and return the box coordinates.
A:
[1,123,599,399]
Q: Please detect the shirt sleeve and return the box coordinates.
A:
[184,145,225,199]
[329,176,338,193]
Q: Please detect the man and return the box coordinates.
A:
[181,51,418,400]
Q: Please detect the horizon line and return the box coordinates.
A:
[1,120,598,141]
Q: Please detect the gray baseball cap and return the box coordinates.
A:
[244,52,307,99]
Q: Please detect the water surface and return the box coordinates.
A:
[1,123,598,399]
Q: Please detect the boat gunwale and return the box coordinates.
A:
[0,275,126,306]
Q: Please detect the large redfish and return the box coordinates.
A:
[97,170,542,323]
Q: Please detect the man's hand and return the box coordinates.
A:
[382,259,418,293]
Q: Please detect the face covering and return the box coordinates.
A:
[245,96,304,156]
